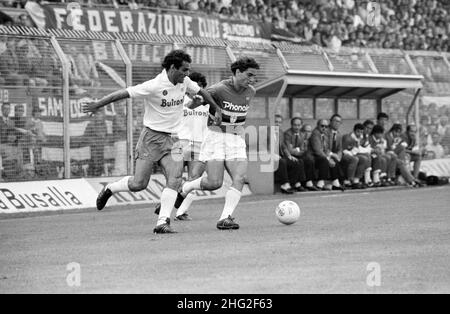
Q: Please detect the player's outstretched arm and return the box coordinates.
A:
[186,95,203,110]
[197,88,222,125]
[81,89,130,114]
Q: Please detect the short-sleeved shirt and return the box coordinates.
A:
[206,78,256,133]
[126,69,201,134]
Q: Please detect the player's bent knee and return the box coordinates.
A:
[208,179,223,190]
[167,177,183,190]
[129,178,149,192]
[233,176,246,187]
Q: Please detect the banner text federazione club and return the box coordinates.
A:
[44,5,270,41]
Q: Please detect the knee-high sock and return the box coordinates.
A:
[107,176,131,193]
[182,177,203,195]
[219,187,242,221]
[364,167,372,184]
[176,192,195,216]
[373,170,381,183]
[157,188,178,226]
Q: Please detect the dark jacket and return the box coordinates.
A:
[328,129,343,160]
[274,128,290,158]
[308,128,330,159]
[385,132,405,155]
[342,133,359,154]
[284,128,307,157]
[401,132,418,154]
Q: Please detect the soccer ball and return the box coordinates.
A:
[275,201,300,225]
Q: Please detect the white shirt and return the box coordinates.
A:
[178,96,210,143]
[126,70,201,134]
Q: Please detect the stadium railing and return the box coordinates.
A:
[1,26,449,182]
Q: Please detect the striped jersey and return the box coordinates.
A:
[206,78,256,133]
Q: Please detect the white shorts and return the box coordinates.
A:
[199,129,247,162]
[180,139,202,162]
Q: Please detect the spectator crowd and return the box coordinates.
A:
[2,0,450,51]
[273,109,450,194]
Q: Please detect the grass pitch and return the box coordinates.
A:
[1,186,449,293]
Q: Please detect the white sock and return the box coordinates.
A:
[332,179,341,187]
[219,187,241,221]
[176,192,195,216]
[182,177,203,194]
[365,167,372,184]
[306,181,314,188]
[107,176,131,193]
[353,178,360,184]
[316,180,325,188]
[295,182,302,188]
[157,188,178,226]
[281,183,291,190]
[373,170,381,183]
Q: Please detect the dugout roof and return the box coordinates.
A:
[255,70,424,99]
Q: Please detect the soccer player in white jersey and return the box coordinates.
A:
[154,72,210,220]
[81,50,221,234]
[181,57,260,230]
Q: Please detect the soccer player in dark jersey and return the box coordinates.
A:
[181,57,260,230]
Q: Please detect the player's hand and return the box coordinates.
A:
[213,109,222,126]
[328,159,336,168]
[81,101,99,115]
[288,155,297,162]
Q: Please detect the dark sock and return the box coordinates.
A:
[174,192,185,209]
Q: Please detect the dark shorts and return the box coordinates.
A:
[135,127,183,162]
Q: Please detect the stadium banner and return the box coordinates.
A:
[90,41,221,67]
[420,159,450,177]
[37,4,271,43]
[87,173,252,207]
[0,88,120,164]
[0,179,97,213]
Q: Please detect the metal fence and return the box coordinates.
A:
[1,26,450,182]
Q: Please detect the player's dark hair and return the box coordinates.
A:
[354,123,365,132]
[363,119,374,127]
[275,114,283,120]
[301,124,312,132]
[317,119,328,127]
[230,57,260,75]
[189,72,207,88]
[291,117,302,126]
[377,112,389,120]
[371,125,384,135]
[389,123,403,133]
[162,50,192,71]
[330,114,342,122]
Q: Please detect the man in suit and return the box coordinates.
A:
[309,119,342,191]
[284,117,317,191]
[327,114,345,190]
[273,115,306,193]
[275,115,306,194]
